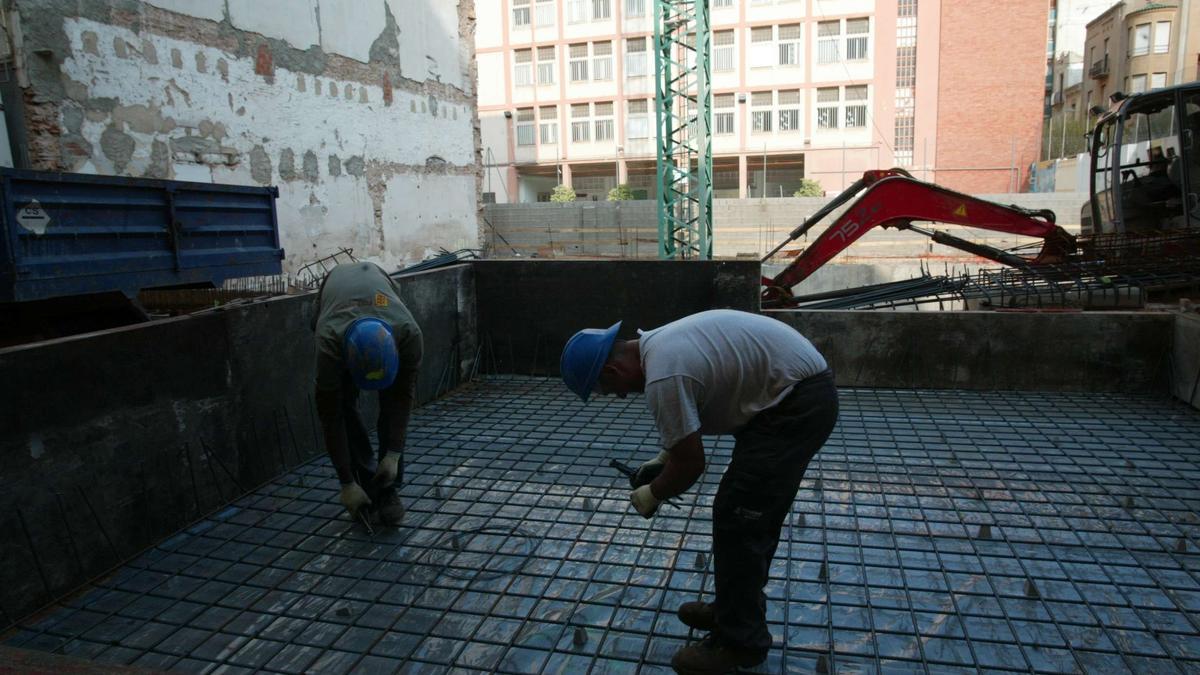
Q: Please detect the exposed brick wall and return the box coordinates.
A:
[935,0,1048,193]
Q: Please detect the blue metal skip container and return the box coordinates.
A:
[0,168,284,303]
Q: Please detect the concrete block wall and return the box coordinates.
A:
[8,0,481,272]
[0,264,475,621]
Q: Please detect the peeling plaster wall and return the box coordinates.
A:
[11,0,482,272]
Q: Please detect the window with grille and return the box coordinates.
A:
[539,106,558,144]
[750,26,775,68]
[568,0,588,23]
[537,46,556,84]
[817,21,840,64]
[594,102,615,140]
[517,108,535,145]
[536,0,555,26]
[713,31,735,72]
[713,0,733,6]
[626,38,647,77]
[570,44,589,82]
[514,49,533,86]
[751,91,773,133]
[571,104,591,142]
[593,0,611,20]
[1132,23,1150,56]
[627,99,649,138]
[845,18,869,60]
[513,0,531,28]
[778,89,800,131]
[715,94,735,135]
[894,114,913,165]
[817,87,839,129]
[845,85,867,128]
[625,0,645,17]
[896,46,916,88]
[776,24,801,66]
[593,41,613,80]
[1154,21,1170,53]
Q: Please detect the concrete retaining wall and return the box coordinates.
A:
[0,264,475,620]
[769,309,1174,392]
[473,260,761,376]
[1173,312,1200,410]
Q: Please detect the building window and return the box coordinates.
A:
[594,101,615,140]
[714,30,735,72]
[845,85,868,127]
[714,93,735,135]
[845,18,869,60]
[536,0,555,26]
[817,86,839,129]
[593,41,613,80]
[1155,21,1170,54]
[627,99,650,138]
[570,43,589,82]
[539,105,558,144]
[1129,73,1147,93]
[516,108,535,145]
[514,49,533,86]
[537,46,556,85]
[750,26,774,68]
[571,103,591,142]
[1131,23,1150,56]
[778,89,801,131]
[817,21,840,64]
[1151,72,1166,89]
[713,0,733,6]
[625,0,645,18]
[778,24,801,66]
[513,0,531,28]
[626,37,648,77]
[568,0,588,23]
[751,91,773,133]
[593,0,611,20]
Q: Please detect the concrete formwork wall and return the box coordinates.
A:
[1174,312,1200,410]
[0,264,475,621]
[10,0,481,272]
[768,309,1174,392]
[472,260,761,376]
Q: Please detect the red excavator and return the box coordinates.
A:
[762,82,1200,307]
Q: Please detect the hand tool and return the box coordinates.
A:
[609,459,681,509]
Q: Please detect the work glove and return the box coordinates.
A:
[339,482,372,519]
[630,484,661,519]
[630,449,670,488]
[373,451,402,488]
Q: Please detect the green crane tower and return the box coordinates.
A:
[653,0,712,259]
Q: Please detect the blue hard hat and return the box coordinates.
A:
[344,317,399,391]
[560,321,621,402]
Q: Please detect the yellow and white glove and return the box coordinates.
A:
[373,451,402,488]
[630,484,661,519]
[339,482,372,518]
[631,449,670,488]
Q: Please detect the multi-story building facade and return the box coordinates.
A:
[477,0,1050,202]
[1081,1,1200,123]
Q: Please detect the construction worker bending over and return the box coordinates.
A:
[561,309,838,674]
[312,262,422,527]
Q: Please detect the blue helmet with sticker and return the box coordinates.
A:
[560,321,621,402]
[344,317,399,391]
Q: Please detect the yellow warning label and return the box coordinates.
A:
[953,203,968,218]
[374,292,389,307]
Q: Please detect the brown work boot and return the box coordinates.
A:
[677,601,716,631]
[671,635,766,674]
[376,489,405,525]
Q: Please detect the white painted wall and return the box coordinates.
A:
[227,0,320,50]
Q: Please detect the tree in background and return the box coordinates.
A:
[793,178,823,198]
[550,185,576,202]
[1041,114,1091,160]
[607,184,635,201]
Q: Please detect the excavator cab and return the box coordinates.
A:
[1086,83,1200,234]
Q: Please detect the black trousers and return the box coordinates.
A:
[712,369,839,656]
[341,375,400,502]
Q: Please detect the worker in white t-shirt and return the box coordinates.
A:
[561,309,839,674]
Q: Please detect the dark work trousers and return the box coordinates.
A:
[712,369,839,656]
[340,374,400,503]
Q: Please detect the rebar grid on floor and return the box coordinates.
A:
[4,378,1200,674]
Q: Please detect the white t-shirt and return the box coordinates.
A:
[639,309,827,448]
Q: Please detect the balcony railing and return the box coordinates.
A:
[1089,55,1109,79]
